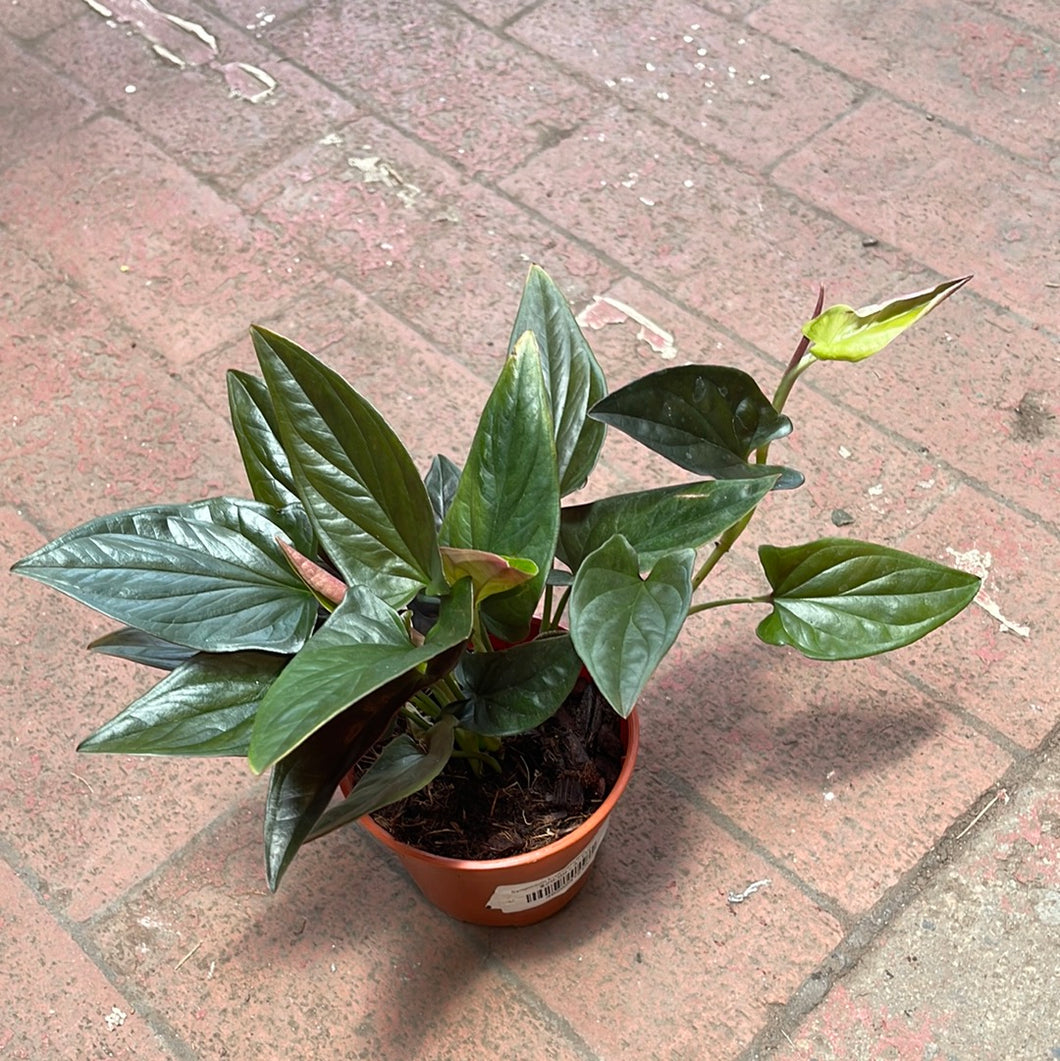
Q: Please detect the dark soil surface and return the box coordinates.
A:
[372,681,626,861]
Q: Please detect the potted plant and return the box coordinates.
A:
[12,266,980,925]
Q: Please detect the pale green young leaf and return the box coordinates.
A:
[803,276,971,362]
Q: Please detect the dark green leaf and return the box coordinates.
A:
[558,476,778,573]
[756,538,981,660]
[87,628,198,671]
[508,264,607,494]
[11,499,317,654]
[589,365,802,488]
[804,276,971,362]
[226,370,300,508]
[569,536,694,717]
[253,327,440,606]
[456,633,582,736]
[247,579,473,774]
[441,333,560,640]
[307,716,457,841]
[263,696,406,890]
[424,454,462,530]
[78,651,286,757]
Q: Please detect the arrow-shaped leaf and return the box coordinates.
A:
[247,578,473,774]
[253,326,440,606]
[88,628,198,671]
[424,454,462,530]
[756,538,981,660]
[11,499,317,654]
[439,546,537,604]
[263,691,414,890]
[307,716,458,842]
[227,369,300,508]
[508,264,607,495]
[558,476,778,573]
[569,536,694,717]
[441,333,560,640]
[78,651,287,757]
[803,276,971,362]
[456,633,582,736]
[589,365,802,488]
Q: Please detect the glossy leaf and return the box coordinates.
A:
[756,538,981,660]
[253,326,440,606]
[11,499,317,654]
[307,716,458,841]
[456,633,582,736]
[226,369,300,508]
[441,333,560,640]
[803,275,971,362]
[78,651,286,757]
[589,365,802,488]
[247,578,473,774]
[263,697,408,890]
[424,454,462,530]
[569,536,694,717]
[558,476,778,573]
[508,264,607,494]
[88,628,198,671]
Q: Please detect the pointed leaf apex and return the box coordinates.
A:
[803,275,971,362]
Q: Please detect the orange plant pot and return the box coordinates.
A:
[357,709,640,926]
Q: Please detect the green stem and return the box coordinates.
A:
[688,594,771,616]
[541,582,555,630]
[470,611,491,653]
[692,286,824,593]
[450,749,502,773]
[551,584,572,626]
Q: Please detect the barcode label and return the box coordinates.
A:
[485,823,609,913]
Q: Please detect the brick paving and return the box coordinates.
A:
[1,1,1057,1058]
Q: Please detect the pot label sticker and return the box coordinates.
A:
[486,823,609,913]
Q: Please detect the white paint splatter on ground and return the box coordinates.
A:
[946,546,1030,637]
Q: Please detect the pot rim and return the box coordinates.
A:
[359,707,640,873]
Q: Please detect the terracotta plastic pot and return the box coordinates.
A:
[357,709,639,926]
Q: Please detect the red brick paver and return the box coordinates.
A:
[2,1,1057,1058]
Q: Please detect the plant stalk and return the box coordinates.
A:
[691,286,824,593]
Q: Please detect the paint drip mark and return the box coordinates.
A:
[81,0,278,102]
[222,62,277,103]
[347,156,422,208]
[576,295,677,359]
[945,546,1030,637]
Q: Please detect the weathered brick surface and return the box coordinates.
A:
[500,104,926,356]
[491,770,843,1058]
[41,10,359,194]
[0,862,170,1059]
[0,0,73,39]
[511,0,863,168]
[0,116,329,366]
[751,0,1060,162]
[0,240,241,530]
[239,114,620,380]
[772,97,1060,333]
[894,485,1060,748]
[269,0,608,181]
[648,638,1012,915]
[0,32,95,165]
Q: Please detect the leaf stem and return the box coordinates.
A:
[691,286,824,593]
[688,594,771,616]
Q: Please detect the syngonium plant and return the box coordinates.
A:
[12,266,980,889]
